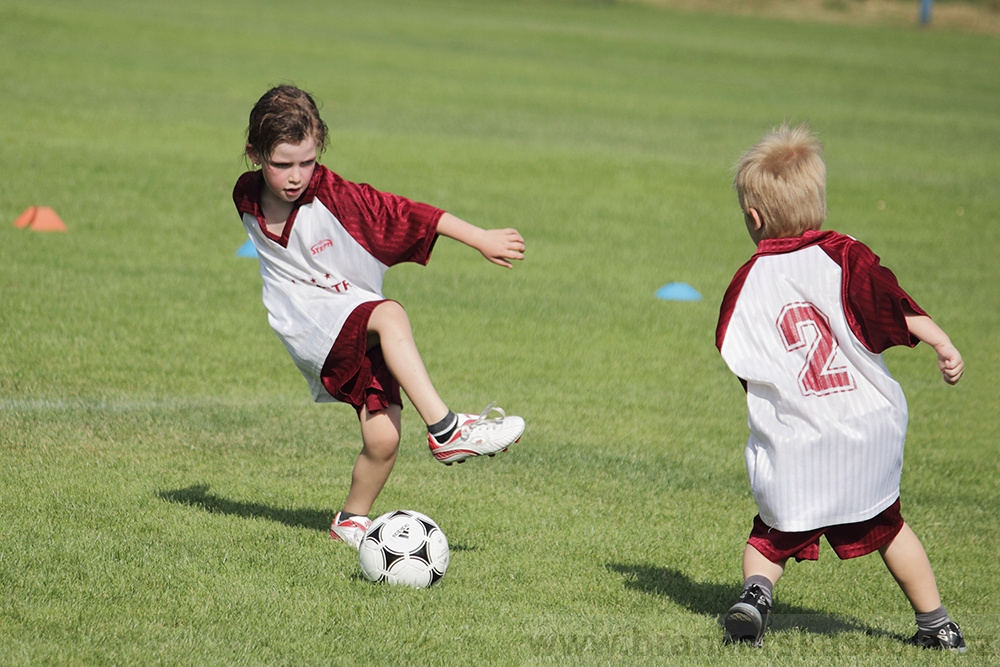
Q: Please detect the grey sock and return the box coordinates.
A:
[744,575,774,605]
[915,605,950,632]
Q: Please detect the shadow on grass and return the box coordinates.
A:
[158,484,331,532]
[607,563,905,641]
[157,484,477,551]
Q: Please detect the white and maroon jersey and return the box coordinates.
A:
[233,165,443,402]
[716,230,927,532]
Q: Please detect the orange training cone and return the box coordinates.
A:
[13,206,67,232]
[31,207,67,231]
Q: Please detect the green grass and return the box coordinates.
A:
[1,0,998,664]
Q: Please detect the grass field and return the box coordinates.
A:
[1,0,998,664]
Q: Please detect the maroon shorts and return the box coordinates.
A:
[748,498,904,563]
[320,300,402,415]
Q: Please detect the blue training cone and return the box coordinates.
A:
[656,282,702,301]
[236,239,258,258]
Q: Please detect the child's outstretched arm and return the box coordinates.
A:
[904,308,964,385]
[436,212,525,269]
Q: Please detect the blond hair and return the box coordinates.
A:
[734,123,827,239]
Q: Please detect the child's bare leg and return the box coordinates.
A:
[366,300,524,464]
[367,301,449,425]
[341,404,401,517]
[879,522,942,613]
[743,543,787,585]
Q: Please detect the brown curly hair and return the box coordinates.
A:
[245,85,329,163]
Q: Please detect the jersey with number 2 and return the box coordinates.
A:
[716,230,926,532]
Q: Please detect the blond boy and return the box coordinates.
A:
[715,123,965,651]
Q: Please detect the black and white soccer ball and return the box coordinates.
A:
[358,510,450,588]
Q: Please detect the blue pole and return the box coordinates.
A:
[920,0,933,26]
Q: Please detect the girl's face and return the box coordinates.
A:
[257,138,319,204]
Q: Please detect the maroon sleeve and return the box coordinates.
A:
[316,168,444,267]
[835,239,927,353]
[233,170,263,218]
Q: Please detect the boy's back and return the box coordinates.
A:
[717,230,922,532]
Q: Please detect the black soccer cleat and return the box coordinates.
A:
[723,584,772,648]
[907,621,967,653]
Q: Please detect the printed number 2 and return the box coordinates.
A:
[776,302,856,397]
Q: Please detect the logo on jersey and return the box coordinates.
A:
[310,239,333,255]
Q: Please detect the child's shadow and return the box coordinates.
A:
[606,563,905,641]
[157,484,330,532]
[157,484,476,551]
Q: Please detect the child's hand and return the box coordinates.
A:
[435,213,525,269]
[477,228,526,269]
[936,343,964,385]
[904,312,963,385]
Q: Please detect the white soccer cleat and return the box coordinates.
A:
[427,403,525,465]
[330,512,372,550]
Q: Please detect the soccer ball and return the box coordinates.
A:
[358,510,450,588]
